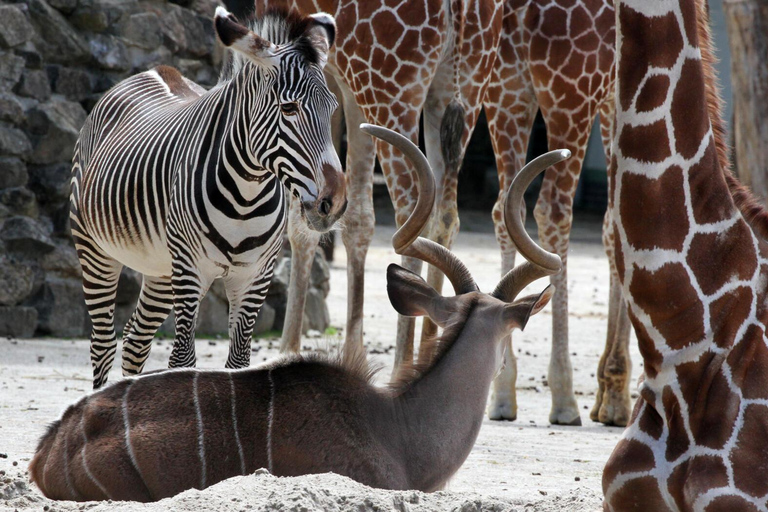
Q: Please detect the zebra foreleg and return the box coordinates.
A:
[169,264,210,368]
[225,271,274,368]
[121,275,174,376]
[73,236,123,389]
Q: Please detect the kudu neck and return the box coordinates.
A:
[386,309,502,491]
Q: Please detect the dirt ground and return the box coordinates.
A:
[0,216,643,511]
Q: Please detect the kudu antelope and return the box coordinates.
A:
[30,125,567,502]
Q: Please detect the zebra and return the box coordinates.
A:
[70,6,347,389]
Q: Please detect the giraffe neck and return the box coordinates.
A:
[612,0,763,384]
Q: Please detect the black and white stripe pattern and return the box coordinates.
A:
[70,8,342,388]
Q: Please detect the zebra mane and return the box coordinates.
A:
[218,7,324,83]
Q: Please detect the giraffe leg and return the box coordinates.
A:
[169,260,210,369]
[592,96,632,426]
[279,198,321,354]
[121,275,174,376]
[485,77,539,420]
[225,264,276,369]
[339,86,376,365]
[418,72,459,364]
[376,123,423,373]
[534,122,593,426]
[73,234,123,389]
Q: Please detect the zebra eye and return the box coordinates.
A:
[280,102,300,116]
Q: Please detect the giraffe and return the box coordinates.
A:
[601,0,768,509]
[226,0,504,367]
[482,0,626,426]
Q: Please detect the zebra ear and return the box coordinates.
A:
[214,7,277,68]
[307,12,336,68]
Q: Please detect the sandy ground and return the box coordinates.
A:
[0,216,643,511]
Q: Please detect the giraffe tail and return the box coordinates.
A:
[440,99,466,174]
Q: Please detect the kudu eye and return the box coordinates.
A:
[280,102,300,116]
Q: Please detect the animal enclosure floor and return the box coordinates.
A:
[0,221,643,511]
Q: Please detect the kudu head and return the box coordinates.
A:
[360,124,568,370]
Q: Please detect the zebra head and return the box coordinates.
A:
[214,7,346,232]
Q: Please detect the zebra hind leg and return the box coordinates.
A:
[225,271,274,369]
[122,275,174,376]
[73,236,123,389]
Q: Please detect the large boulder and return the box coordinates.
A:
[27,0,89,63]
[26,97,87,165]
[51,67,92,102]
[120,12,163,50]
[0,94,24,125]
[0,157,28,189]
[1,216,55,255]
[0,256,36,306]
[70,0,137,33]
[0,187,39,218]
[0,53,25,93]
[0,5,34,49]
[0,306,38,337]
[89,34,130,71]
[0,123,31,157]
[16,69,51,102]
[28,276,90,337]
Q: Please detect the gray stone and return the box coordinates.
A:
[16,69,51,101]
[48,0,79,15]
[41,242,81,279]
[0,306,38,337]
[253,302,275,335]
[0,94,24,125]
[162,6,188,53]
[70,0,137,33]
[268,257,290,299]
[27,97,87,165]
[52,67,92,102]
[0,257,35,305]
[168,8,214,58]
[127,46,173,71]
[0,5,33,48]
[121,12,162,50]
[0,158,27,189]
[31,277,90,337]
[310,252,331,297]
[14,41,43,69]
[196,283,229,335]
[28,163,70,206]
[303,287,330,332]
[0,123,31,157]
[89,34,130,71]
[1,216,55,255]
[27,0,89,63]
[0,187,38,218]
[0,52,25,92]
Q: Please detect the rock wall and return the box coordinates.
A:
[0,0,330,338]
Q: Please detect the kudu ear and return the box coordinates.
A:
[503,285,555,331]
[307,13,336,68]
[387,264,455,326]
[215,7,277,68]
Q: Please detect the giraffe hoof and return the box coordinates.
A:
[487,402,517,421]
[549,411,582,426]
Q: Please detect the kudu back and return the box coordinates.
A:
[30,125,569,502]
